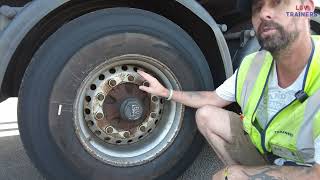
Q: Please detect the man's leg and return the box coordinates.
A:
[195,105,235,165]
[195,105,267,166]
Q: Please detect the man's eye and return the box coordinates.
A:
[273,0,282,6]
[252,5,262,13]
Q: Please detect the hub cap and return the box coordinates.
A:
[120,98,144,121]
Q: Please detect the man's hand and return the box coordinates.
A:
[137,70,169,97]
[213,164,320,180]
[137,70,232,108]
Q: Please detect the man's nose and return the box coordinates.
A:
[259,6,273,20]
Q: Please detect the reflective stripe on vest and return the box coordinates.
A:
[236,35,320,164]
[297,89,320,162]
[239,51,267,109]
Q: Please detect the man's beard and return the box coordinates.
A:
[256,20,299,54]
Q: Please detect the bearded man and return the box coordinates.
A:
[138,0,320,179]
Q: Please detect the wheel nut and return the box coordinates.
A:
[97,93,105,101]
[128,75,134,81]
[123,131,130,138]
[151,112,157,118]
[95,112,104,120]
[152,96,158,102]
[105,126,114,134]
[139,125,146,132]
[108,79,117,87]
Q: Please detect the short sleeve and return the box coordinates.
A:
[215,70,237,102]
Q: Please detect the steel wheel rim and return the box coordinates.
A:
[74,54,184,167]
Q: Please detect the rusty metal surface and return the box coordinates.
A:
[103,83,149,129]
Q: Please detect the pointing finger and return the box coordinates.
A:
[139,85,150,92]
[137,70,155,80]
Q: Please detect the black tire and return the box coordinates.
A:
[18,8,214,180]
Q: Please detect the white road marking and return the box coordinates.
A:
[0,122,18,130]
[0,130,19,137]
[58,105,62,115]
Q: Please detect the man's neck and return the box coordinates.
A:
[273,34,312,89]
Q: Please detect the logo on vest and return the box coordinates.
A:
[274,130,293,137]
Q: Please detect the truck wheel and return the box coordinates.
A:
[18,8,214,180]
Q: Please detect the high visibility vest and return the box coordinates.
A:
[235,35,320,164]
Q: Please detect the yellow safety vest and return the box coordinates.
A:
[236,35,320,164]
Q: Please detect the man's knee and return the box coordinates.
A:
[195,105,221,134]
[196,105,232,138]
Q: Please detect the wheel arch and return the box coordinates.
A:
[0,0,232,101]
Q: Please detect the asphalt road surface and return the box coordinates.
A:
[0,98,223,180]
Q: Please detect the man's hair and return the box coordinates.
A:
[252,0,307,5]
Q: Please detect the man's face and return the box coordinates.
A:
[251,0,310,53]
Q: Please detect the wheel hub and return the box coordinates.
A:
[120,98,144,121]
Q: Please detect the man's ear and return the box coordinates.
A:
[305,0,315,12]
[302,0,315,22]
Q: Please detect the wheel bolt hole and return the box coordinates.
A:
[128,139,133,143]
[90,84,97,90]
[159,110,162,114]
[109,68,116,74]
[85,96,91,102]
[87,120,94,127]
[160,98,164,104]
[116,140,122,144]
[104,137,111,141]
[95,130,101,136]
[85,108,91,115]
[147,129,152,133]
[133,67,138,72]
[99,74,105,80]
[138,135,143,139]
[155,119,159,125]
[121,65,128,71]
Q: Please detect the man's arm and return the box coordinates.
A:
[168,90,232,108]
[137,70,232,108]
[213,164,320,180]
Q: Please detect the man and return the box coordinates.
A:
[138,0,320,179]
